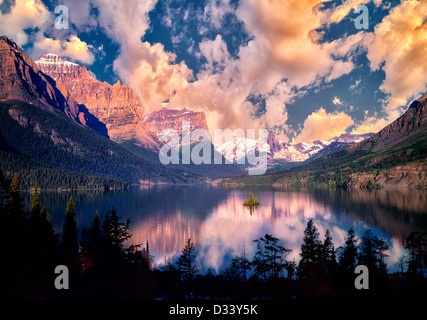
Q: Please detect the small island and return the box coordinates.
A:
[243,192,260,206]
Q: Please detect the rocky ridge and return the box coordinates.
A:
[36,53,144,142]
[0,36,81,122]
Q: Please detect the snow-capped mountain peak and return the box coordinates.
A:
[214,131,374,168]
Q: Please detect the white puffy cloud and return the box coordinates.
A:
[326,0,382,25]
[198,34,230,71]
[293,107,354,143]
[0,0,50,46]
[39,0,370,136]
[167,0,367,133]
[53,0,366,134]
[0,0,96,64]
[365,0,427,111]
[68,0,195,110]
[32,35,95,64]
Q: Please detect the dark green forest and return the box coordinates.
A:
[0,100,203,189]
[2,171,427,300]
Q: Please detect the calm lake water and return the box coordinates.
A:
[23,185,427,273]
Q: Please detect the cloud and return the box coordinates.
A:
[333,97,343,105]
[50,0,368,137]
[0,0,375,140]
[0,0,50,46]
[326,0,382,25]
[365,0,427,111]
[203,0,235,29]
[349,79,361,90]
[352,109,401,134]
[235,0,358,89]
[198,34,230,71]
[65,0,196,111]
[113,41,193,110]
[0,0,96,64]
[167,0,367,133]
[32,35,95,64]
[352,116,388,134]
[293,107,354,143]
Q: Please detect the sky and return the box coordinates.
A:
[1,0,426,143]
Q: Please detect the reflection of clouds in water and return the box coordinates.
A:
[130,209,201,266]
[197,191,407,273]
[197,191,339,272]
[388,237,408,268]
[129,188,408,273]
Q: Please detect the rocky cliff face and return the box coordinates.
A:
[0,36,80,122]
[140,108,210,150]
[350,95,427,153]
[143,108,209,135]
[36,53,214,151]
[345,163,427,189]
[36,54,143,142]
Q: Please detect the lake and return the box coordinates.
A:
[23,185,427,274]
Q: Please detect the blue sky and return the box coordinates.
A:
[1,0,426,143]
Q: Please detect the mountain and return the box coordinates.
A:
[34,53,242,178]
[0,98,209,188]
[142,107,209,148]
[35,53,146,142]
[0,37,81,122]
[348,94,427,155]
[36,51,365,172]
[35,54,218,152]
[34,50,371,175]
[0,36,243,187]
[0,36,212,188]
[219,96,427,189]
[214,130,373,169]
[121,107,244,179]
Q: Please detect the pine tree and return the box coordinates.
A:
[29,182,41,254]
[102,206,132,250]
[62,196,79,268]
[240,241,251,280]
[298,220,323,279]
[322,229,337,276]
[252,233,291,280]
[141,240,153,270]
[405,231,426,278]
[358,229,377,270]
[28,182,43,289]
[91,210,101,244]
[38,204,59,294]
[358,229,390,274]
[40,204,57,250]
[177,237,198,281]
[81,210,102,271]
[40,204,52,223]
[30,182,40,218]
[7,173,25,220]
[100,207,133,272]
[338,227,359,273]
[223,256,245,281]
[2,172,31,298]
